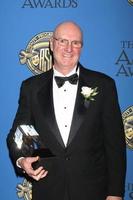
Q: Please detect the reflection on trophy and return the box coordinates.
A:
[14,125,55,158]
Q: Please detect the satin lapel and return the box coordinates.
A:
[67,74,88,146]
[38,73,65,148]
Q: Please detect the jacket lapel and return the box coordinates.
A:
[38,71,65,148]
[67,68,90,146]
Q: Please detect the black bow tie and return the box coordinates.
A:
[55,73,79,88]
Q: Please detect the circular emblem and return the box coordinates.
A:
[122,106,133,149]
[17,178,32,200]
[128,0,133,5]
[19,32,53,74]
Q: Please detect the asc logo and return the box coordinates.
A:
[19,32,53,74]
[122,106,133,149]
[128,0,133,6]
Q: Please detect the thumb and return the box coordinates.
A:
[29,156,40,163]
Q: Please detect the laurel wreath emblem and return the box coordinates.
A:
[17,179,32,200]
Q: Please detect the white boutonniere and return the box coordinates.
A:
[81,86,98,101]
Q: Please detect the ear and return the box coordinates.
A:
[49,37,53,52]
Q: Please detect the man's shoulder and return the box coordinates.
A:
[80,64,114,84]
[22,69,53,86]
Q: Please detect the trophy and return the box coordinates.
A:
[14,125,55,158]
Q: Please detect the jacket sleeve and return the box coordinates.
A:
[7,80,34,175]
[102,78,126,197]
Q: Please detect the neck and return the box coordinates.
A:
[54,65,77,76]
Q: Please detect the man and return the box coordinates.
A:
[7,21,126,200]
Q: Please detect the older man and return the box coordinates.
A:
[7,21,126,200]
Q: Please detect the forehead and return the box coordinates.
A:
[54,23,82,40]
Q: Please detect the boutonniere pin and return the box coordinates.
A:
[81,86,98,101]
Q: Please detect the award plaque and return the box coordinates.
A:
[14,125,55,158]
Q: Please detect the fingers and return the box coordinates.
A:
[32,167,48,181]
[19,156,48,181]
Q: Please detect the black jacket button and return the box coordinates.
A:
[65,157,70,161]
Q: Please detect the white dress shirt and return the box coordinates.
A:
[53,66,79,146]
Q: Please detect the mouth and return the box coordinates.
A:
[63,53,73,58]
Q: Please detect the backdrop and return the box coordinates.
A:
[1,0,133,199]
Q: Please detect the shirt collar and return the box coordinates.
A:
[53,65,79,77]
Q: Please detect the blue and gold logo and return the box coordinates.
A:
[128,0,133,6]
[19,32,53,74]
[122,106,133,149]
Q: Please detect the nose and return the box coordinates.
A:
[65,42,73,52]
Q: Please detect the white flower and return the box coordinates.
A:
[81,86,98,101]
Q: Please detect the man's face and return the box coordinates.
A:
[50,23,82,72]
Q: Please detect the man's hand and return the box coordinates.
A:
[18,156,48,181]
[106,196,122,200]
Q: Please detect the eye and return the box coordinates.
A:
[73,41,81,47]
[73,41,78,45]
[59,39,68,45]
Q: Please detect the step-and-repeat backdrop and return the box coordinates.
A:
[1,0,133,199]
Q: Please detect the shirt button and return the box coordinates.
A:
[65,125,67,127]
[64,89,66,92]
[64,107,67,109]
[65,157,70,161]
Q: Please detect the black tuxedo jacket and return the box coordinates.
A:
[7,64,126,200]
